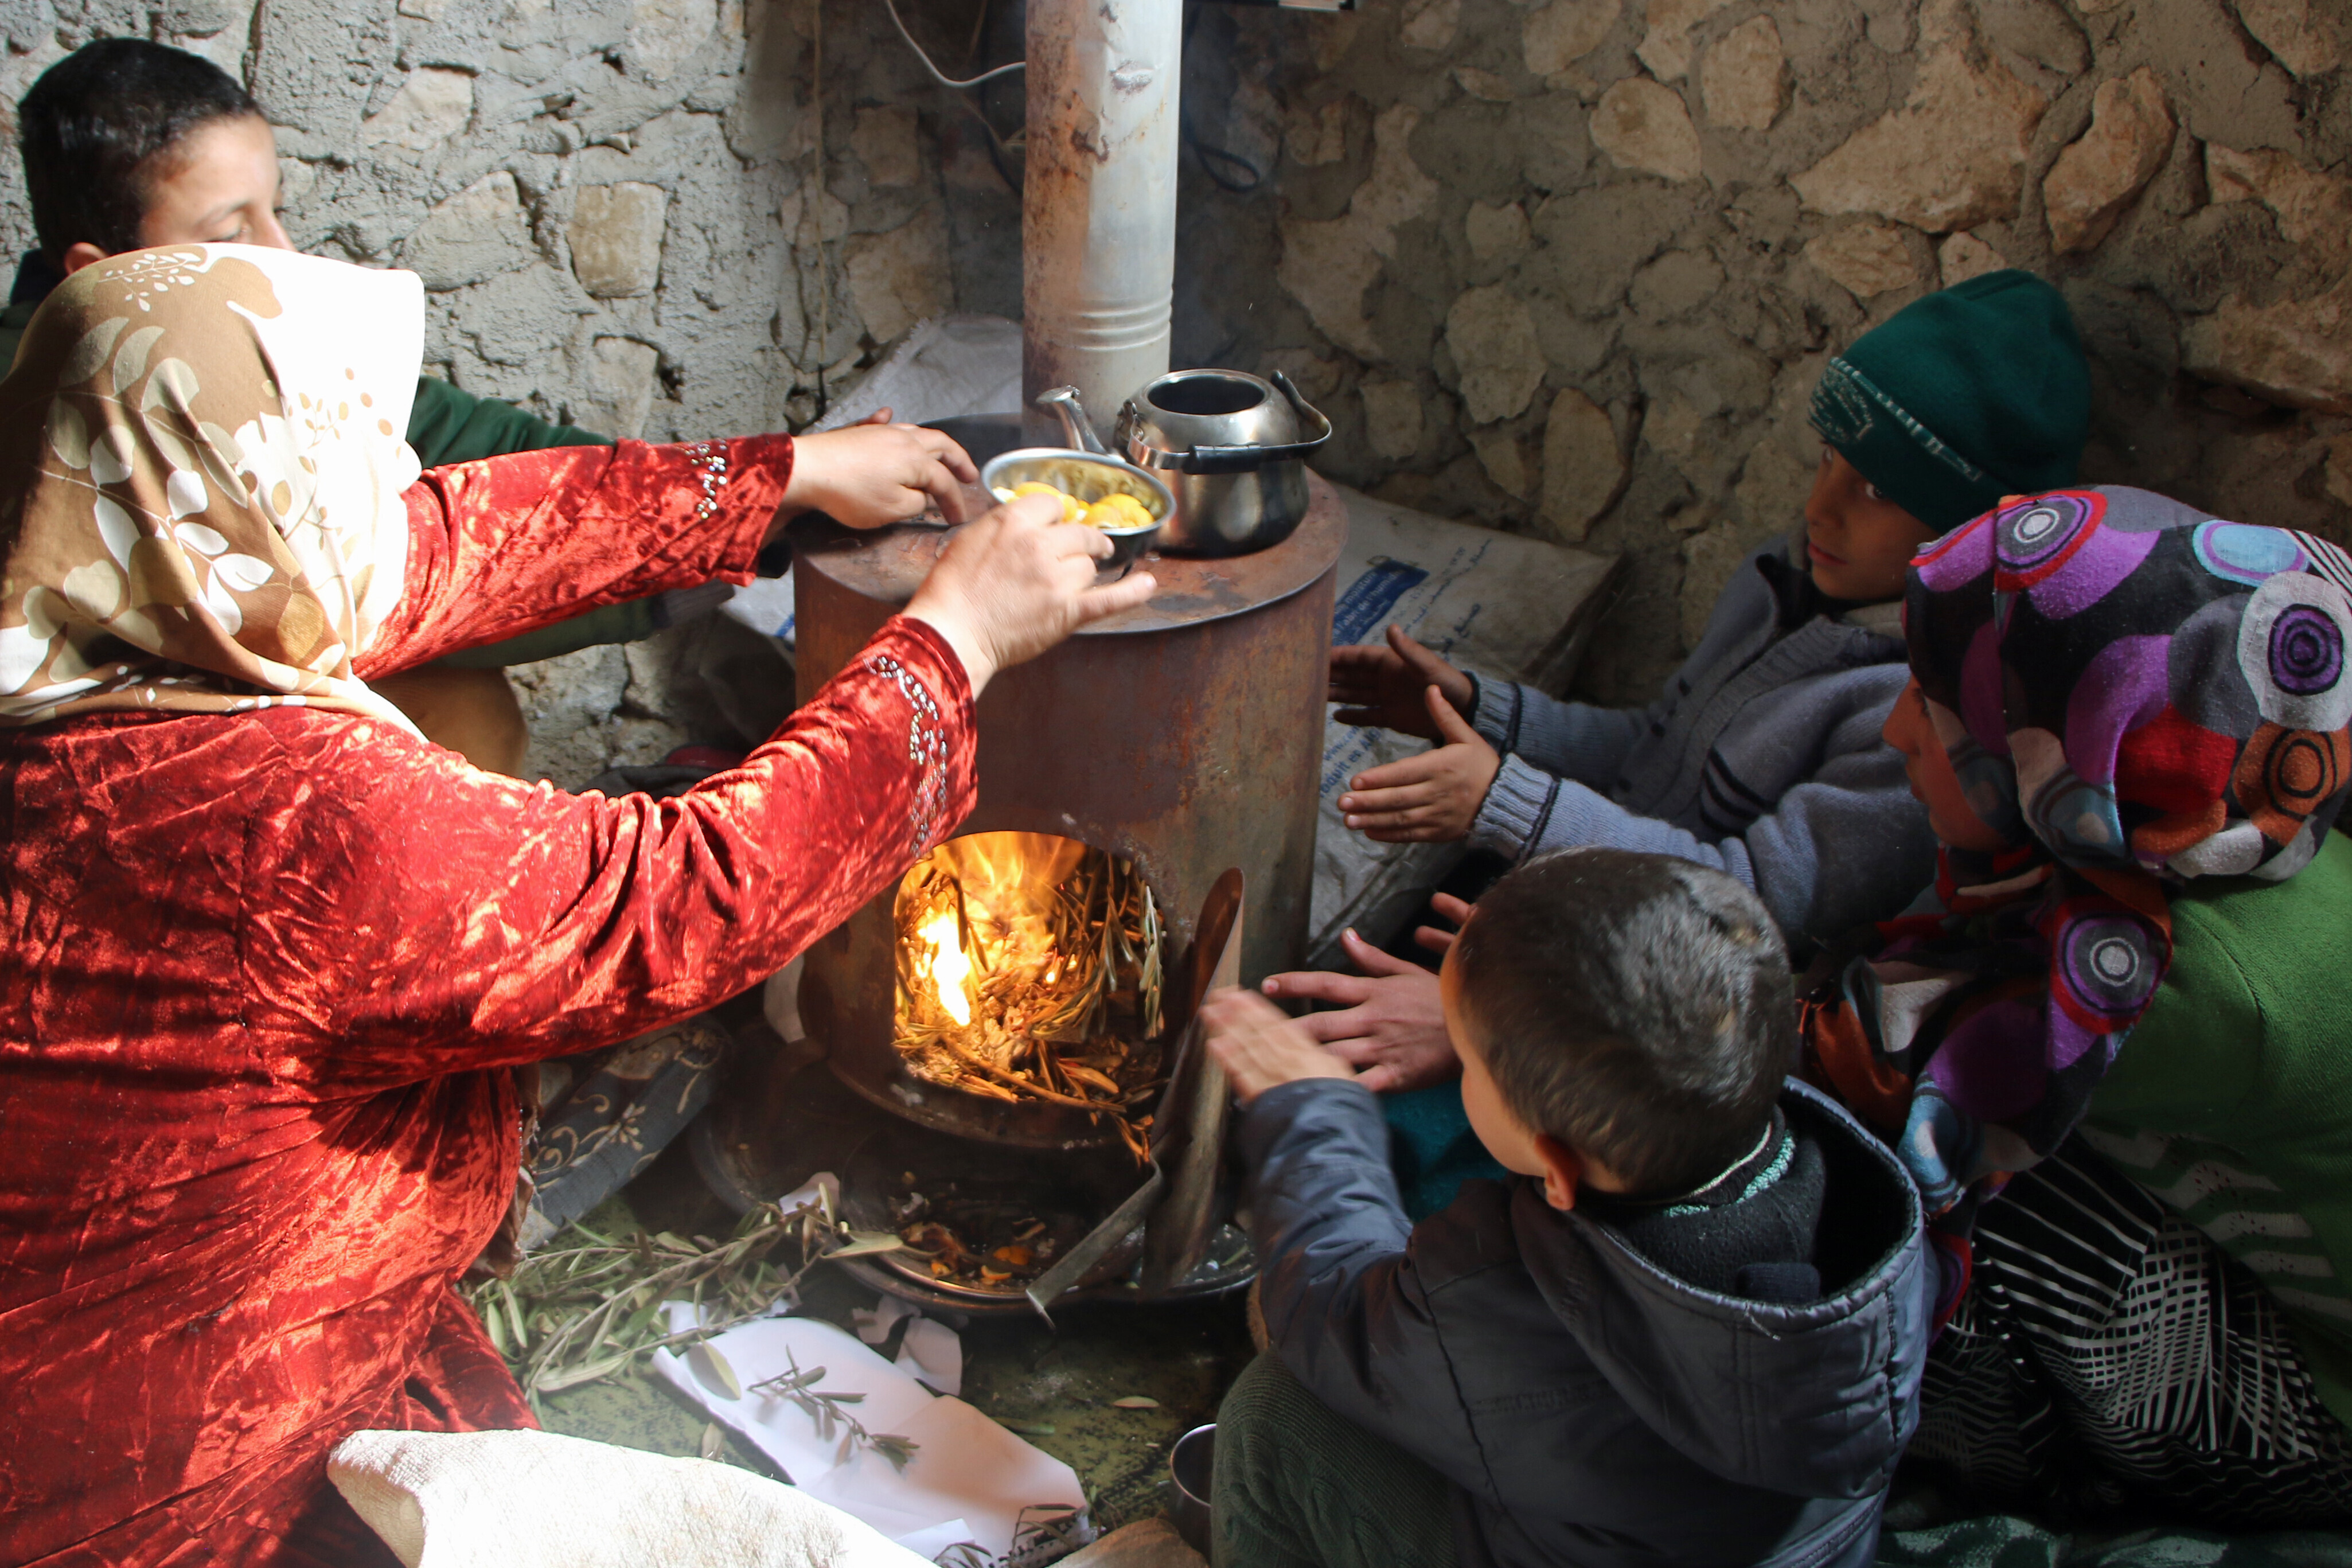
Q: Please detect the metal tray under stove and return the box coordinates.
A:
[693,1055,1252,1317]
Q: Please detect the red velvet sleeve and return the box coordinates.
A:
[357,435,793,674]
[242,615,972,1090]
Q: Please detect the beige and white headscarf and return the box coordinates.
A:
[0,244,426,730]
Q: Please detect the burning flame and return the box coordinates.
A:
[920,908,974,1027]
[894,831,1164,1126]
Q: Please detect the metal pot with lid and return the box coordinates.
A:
[1036,368,1331,557]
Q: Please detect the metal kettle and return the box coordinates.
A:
[1037,369,1332,556]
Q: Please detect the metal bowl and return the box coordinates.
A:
[1169,1425,1216,1554]
[980,447,1171,577]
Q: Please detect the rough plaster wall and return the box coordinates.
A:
[0,0,2341,760]
[1175,0,2352,703]
[0,0,986,785]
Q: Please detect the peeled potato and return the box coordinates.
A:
[1081,493,1154,532]
[1009,481,1085,524]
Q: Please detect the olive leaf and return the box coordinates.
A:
[689,1342,744,1402]
[462,1189,855,1409]
[826,1230,908,1258]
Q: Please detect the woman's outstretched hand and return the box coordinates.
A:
[1329,625,1475,738]
[778,409,981,531]
[905,493,1156,695]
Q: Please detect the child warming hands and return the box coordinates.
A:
[1202,848,1929,1568]
[1323,271,2090,953]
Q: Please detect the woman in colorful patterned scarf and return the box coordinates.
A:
[1805,484,2352,1527]
[0,244,1150,1566]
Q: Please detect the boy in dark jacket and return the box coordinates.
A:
[1202,848,1929,1568]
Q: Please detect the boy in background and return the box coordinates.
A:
[1202,848,1929,1568]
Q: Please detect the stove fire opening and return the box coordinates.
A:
[892,832,1166,1154]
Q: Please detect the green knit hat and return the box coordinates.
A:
[1808,270,2090,535]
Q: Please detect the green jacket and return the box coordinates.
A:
[0,293,663,666]
[2082,827,2352,1430]
[401,378,665,667]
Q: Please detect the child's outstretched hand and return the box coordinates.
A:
[1202,988,1358,1105]
[1337,687,1501,842]
[1329,625,1475,739]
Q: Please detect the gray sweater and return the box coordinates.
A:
[1466,545,1933,951]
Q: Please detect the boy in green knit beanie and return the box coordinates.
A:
[1278,270,2093,1217]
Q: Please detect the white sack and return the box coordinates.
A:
[328,1426,929,1568]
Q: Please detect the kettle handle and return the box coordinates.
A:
[1161,369,1334,474]
[1035,385,1111,456]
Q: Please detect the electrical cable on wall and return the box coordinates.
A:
[1179,1,1263,193]
[881,0,1024,88]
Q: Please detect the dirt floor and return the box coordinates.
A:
[526,1143,1257,1538]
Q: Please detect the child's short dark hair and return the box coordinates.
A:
[17,38,262,262]
[1450,848,1794,1197]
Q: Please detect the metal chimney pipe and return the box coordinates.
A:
[1021,0,1181,445]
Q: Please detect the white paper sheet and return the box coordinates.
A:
[652,1310,1086,1562]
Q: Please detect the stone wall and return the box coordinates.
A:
[0,0,2343,748]
[0,0,996,782]
[1183,0,2352,700]
[0,0,985,443]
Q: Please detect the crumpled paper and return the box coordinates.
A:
[853,1294,964,1398]
[652,1310,1087,1563]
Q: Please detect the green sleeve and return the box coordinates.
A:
[2086,894,2264,1133]
[409,376,653,667]
[407,375,611,468]
[2097,831,2352,1141]
[0,298,36,371]
[434,599,668,668]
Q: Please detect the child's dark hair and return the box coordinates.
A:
[17,38,262,263]
[1450,848,1794,1197]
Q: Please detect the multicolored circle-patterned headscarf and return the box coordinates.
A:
[1803,486,2352,1312]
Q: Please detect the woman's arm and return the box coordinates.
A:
[253,495,1153,1091]
[253,615,974,1090]
[359,436,793,675]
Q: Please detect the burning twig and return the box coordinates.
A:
[914,1027,1128,1111]
[893,835,1166,1130]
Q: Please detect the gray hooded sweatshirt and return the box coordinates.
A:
[1465,545,1932,953]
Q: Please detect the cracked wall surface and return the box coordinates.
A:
[1172,0,2352,700]
[0,0,993,783]
[0,0,2342,750]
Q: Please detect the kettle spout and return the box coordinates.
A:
[1035,385,1109,455]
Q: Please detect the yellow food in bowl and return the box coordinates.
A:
[1081,493,1154,532]
[998,480,1156,532]
[1008,481,1085,524]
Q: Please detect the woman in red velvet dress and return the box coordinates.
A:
[0,244,1150,1566]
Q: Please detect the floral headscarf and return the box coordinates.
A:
[0,244,424,730]
[1803,486,2352,1309]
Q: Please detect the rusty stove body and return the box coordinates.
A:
[719,437,1343,1311]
